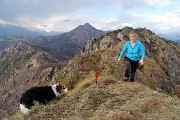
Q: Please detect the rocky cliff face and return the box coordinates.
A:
[0,40,60,82]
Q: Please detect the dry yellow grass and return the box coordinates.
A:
[26,58,39,68]
[8,76,180,120]
[67,76,94,96]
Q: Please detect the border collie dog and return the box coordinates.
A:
[20,84,68,114]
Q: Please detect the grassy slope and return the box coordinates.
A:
[9,76,180,120]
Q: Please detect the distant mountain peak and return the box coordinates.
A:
[66,23,106,48]
[84,23,92,27]
[73,23,97,31]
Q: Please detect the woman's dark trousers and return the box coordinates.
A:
[124,57,139,82]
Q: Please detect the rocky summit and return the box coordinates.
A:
[82,27,180,96]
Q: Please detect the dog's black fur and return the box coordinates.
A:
[20,84,67,114]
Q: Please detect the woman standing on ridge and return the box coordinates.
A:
[118,31,146,82]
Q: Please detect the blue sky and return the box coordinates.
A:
[0,0,180,33]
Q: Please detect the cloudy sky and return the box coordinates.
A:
[0,0,180,33]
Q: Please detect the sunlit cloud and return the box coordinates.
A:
[0,19,7,24]
[146,12,180,31]
[146,0,171,7]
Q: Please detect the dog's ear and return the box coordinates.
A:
[56,85,61,92]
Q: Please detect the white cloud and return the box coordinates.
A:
[0,19,7,24]
[0,0,180,33]
[34,24,54,32]
[11,10,180,33]
[12,13,121,32]
[101,10,180,33]
[122,22,134,27]
[146,12,180,31]
[100,18,118,24]
[147,0,171,7]
[13,14,111,32]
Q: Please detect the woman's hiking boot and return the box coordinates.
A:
[123,77,129,81]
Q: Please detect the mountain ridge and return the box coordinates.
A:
[0,23,107,60]
[49,26,180,98]
[0,24,42,37]
[0,23,62,37]
[30,23,106,60]
[1,26,180,119]
[81,26,180,95]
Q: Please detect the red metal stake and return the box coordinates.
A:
[95,70,99,84]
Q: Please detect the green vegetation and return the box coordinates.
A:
[147,80,156,90]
